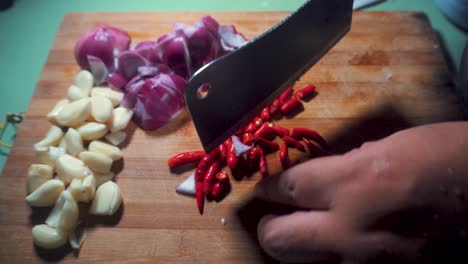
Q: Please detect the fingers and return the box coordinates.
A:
[341,232,425,263]
[258,211,425,263]
[257,211,341,263]
[254,154,354,209]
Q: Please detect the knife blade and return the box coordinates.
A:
[185,0,353,153]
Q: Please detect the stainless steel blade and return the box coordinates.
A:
[185,0,353,152]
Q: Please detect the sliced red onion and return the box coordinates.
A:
[117,50,149,80]
[75,24,131,71]
[154,16,222,80]
[184,23,220,73]
[123,73,187,130]
[134,41,161,64]
[232,135,252,157]
[121,77,145,107]
[124,75,144,91]
[138,64,172,78]
[87,55,109,85]
[137,66,159,78]
[134,41,154,50]
[119,64,172,95]
[219,25,249,52]
[200,16,220,35]
[175,172,195,197]
[108,72,128,91]
[74,17,250,133]
[107,26,131,52]
[157,32,192,79]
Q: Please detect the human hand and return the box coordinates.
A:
[254,122,468,263]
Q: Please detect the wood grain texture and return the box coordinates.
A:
[0,12,464,263]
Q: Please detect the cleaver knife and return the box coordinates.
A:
[185,0,353,153]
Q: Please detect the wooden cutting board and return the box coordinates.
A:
[0,12,465,263]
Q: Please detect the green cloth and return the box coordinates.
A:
[0,0,466,173]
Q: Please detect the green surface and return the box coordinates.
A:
[0,0,467,173]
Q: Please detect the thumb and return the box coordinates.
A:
[257,211,341,263]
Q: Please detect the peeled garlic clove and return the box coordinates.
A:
[26,179,65,207]
[58,136,67,151]
[108,107,133,132]
[90,95,113,123]
[89,181,122,216]
[34,126,64,148]
[34,145,55,167]
[90,87,123,107]
[46,190,79,232]
[27,164,53,194]
[75,70,94,90]
[49,146,66,161]
[32,224,67,249]
[64,128,84,156]
[89,141,122,161]
[94,172,115,188]
[79,151,112,173]
[77,122,108,141]
[68,175,96,202]
[67,84,90,101]
[47,99,69,125]
[55,98,91,127]
[104,131,126,146]
[56,154,87,184]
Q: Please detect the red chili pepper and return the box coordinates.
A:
[235,126,245,135]
[260,107,271,121]
[167,151,206,168]
[212,182,229,200]
[244,117,263,133]
[273,125,290,137]
[290,128,328,149]
[258,148,268,178]
[246,147,261,167]
[204,161,221,193]
[245,147,260,167]
[194,149,219,181]
[225,138,239,169]
[280,143,290,170]
[279,86,294,105]
[196,182,205,214]
[253,123,278,141]
[218,144,227,162]
[269,99,282,116]
[194,149,219,214]
[242,132,254,145]
[216,171,229,183]
[294,84,316,100]
[280,97,303,115]
[282,135,306,152]
[303,138,333,157]
[255,137,280,153]
[244,123,255,133]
